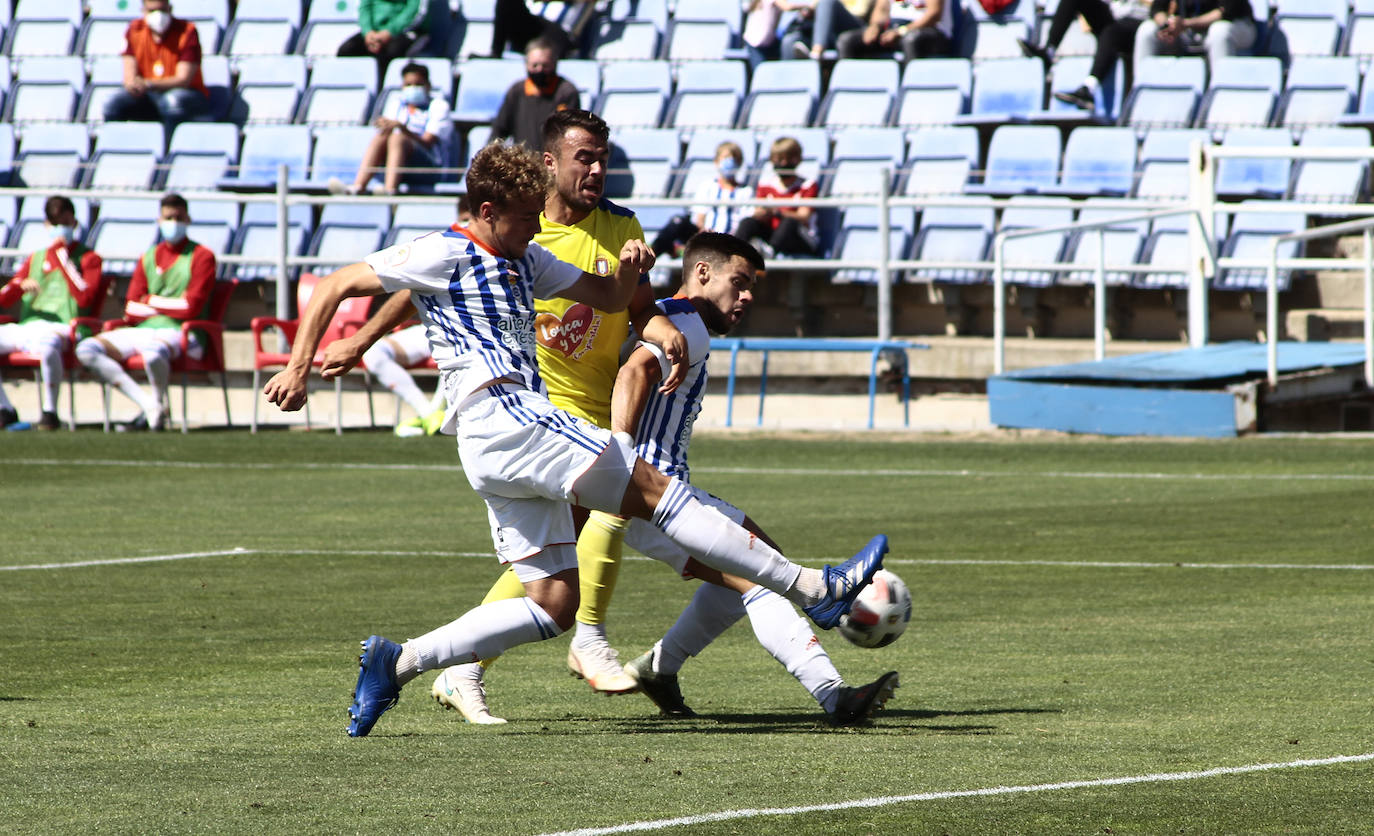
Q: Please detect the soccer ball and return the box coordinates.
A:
[837,569,912,648]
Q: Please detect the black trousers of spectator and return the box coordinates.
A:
[1044,0,1115,49]
[492,0,573,57]
[338,31,419,87]
[1089,17,1142,86]
[736,216,819,256]
[838,26,952,61]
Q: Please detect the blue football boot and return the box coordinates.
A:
[347,635,402,737]
[803,534,889,630]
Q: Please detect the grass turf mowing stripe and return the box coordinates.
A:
[539,753,1374,836]
[10,457,1374,482]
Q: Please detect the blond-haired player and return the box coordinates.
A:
[264,141,890,738]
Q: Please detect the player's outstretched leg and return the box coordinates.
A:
[348,635,403,737]
[566,510,637,694]
[827,671,900,727]
[432,662,507,725]
[803,535,889,630]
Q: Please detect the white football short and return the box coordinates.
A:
[0,320,69,353]
[98,325,202,361]
[625,490,745,576]
[457,382,617,564]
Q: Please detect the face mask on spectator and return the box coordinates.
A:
[528,70,554,87]
[160,220,188,245]
[146,10,172,35]
[51,224,77,244]
[401,85,430,106]
[717,157,740,180]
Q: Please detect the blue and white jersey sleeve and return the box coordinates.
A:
[520,241,584,300]
[631,297,710,481]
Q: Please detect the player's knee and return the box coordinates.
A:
[74,337,104,366]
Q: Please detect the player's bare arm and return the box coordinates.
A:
[629,285,687,394]
[610,344,662,439]
[319,289,415,379]
[559,239,655,313]
[263,261,386,411]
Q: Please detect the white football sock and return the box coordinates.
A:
[652,478,804,595]
[364,340,431,417]
[742,585,844,711]
[404,597,563,675]
[572,620,608,649]
[34,331,63,412]
[657,582,747,675]
[1084,75,1101,94]
[141,346,170,421]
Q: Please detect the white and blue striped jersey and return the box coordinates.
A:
[365,225,583,407]
[629,297,711,481]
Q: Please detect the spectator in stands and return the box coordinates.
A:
[651,141,751,257]
[329,63,452,196]
[1133,0,1256,69]
[75,193,216,433]
[837,0,954,61]
[743,0,813,68]
[490,38,580,151]
[787,0,871,61]
[102,0,209,134]
[734,137,819,258]
[1018,0,1149,67]
[337,0,436,86]
[0,196,105,431]
[491,0,573,58]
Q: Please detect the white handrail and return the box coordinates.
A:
[992,208,1217,375]
[1264,215,1374,389]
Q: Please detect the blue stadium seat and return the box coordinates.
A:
[297,0,361,59]
[1120,56,1206,131]
[675,59,747,95]
[1279,56,1359,129]
[14,0,81,23]
[1132,128,1209,200]
[596,88,666,128]
[830,226,909,284]
[738,89,814,132]
[1288,127,1370,205]
[452,57,524,123]
[1055,126,1136,196]
[666,89,741,134]
[1265,10,1342,63]
[84,122,165,190]
[1040,54,1124,122]
[908,201,996,285]
[894,57,970,129]
[306,223,385,274]
[177,0,231,28]
[1059,204,1145,287]
[612,127,681,166]
[997,196,1074,287]
[1214,204,1307,292]
[230,55,307,125]
[0,123,14,187]
[230,222,306,281]
[320,202,391,232]
[818,89,895,132]
[89,218,158,275]
[557,58,600,103]
[293,126,377,191]
[841,206,916,238]
[13,125,86,193]
[224,12,298,59]
[823,157,897,196]
[1344,14,1374,64]
[1214,127,1293,199]
[829,58,900,96]
[970,124,1061,196]
[77,56,125,124]
[955,57,1044,126]
[311,56,381,97]
[749,59,821,98]
[219,124,312,191]
[1195,56,1281,133]
[79,14,137,59]
[902,126,978,196]
[2,20,76,57]
[600,59,671,95]
[593,18,661,61]
[664,20,734,63]
[96,197,161,222]
[833,128,903,164]
[188,198,241,234]
[15,55,85,88]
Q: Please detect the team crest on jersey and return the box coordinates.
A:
[594,256,611,276]
[535,303,600,359]
[385,244,411,267]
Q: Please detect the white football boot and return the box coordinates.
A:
[431,663,507,724]
[567,639,639,694]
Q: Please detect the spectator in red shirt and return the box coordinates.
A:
[103,0,209,134]
[734,136,820,257]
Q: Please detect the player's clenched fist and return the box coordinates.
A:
[263,366,309,412]
[619,239,655,275]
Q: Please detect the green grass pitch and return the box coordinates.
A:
[3,431,1373,834]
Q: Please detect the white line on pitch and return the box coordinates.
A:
[888,558,1374,571]
[10,457,1374,483]
[0,547,494,571]
[539,753,1374,836]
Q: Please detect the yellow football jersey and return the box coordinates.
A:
[534,198,645,429]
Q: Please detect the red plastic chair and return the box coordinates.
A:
[99,278,239,433]
[0,273,112,430]
[250,272,374,434]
